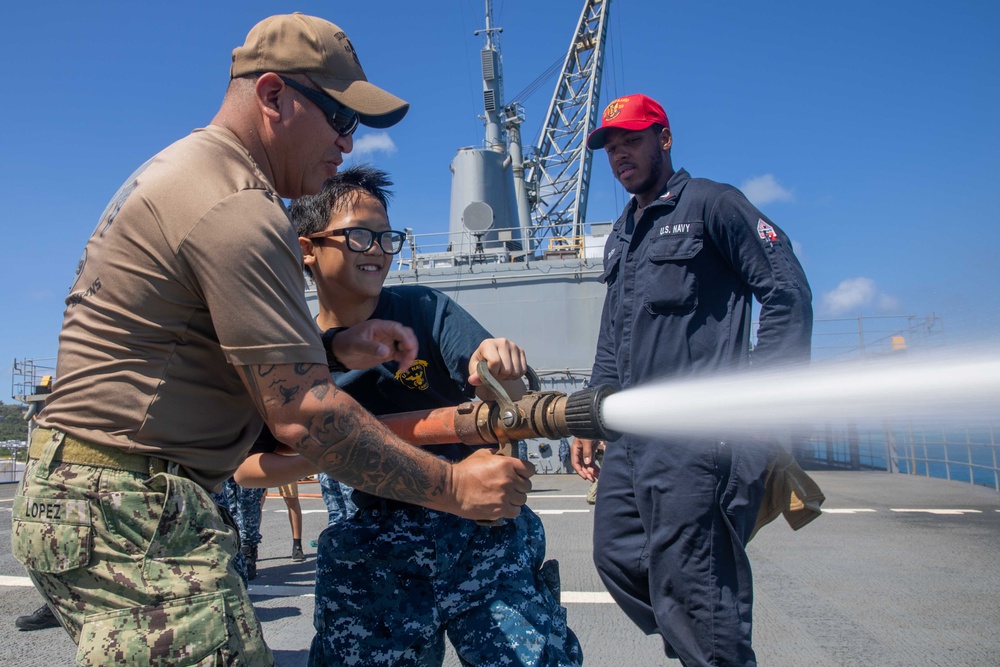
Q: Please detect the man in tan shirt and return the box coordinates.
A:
[12,14,533,666]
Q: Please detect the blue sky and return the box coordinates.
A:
[2,0,998,396]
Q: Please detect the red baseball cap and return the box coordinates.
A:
[586,94,670,150]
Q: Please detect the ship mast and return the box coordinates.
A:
[474,1,506,153]
[444,0,611,262]
[445,0,525,259]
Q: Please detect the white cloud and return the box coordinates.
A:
[820,277,901,316]
[345,132,397,161]
[740,174,793,206]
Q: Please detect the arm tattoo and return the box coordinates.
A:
[278,384,300,406]
[244,362,449,506]
[297,405,448,506]
[309,378,330,401]
[240,364,308,417]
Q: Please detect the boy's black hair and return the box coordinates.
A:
[290,164,394,238]
[289,165,394,276]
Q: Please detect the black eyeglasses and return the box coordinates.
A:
[279,76,359,137]
[308,228,406,255]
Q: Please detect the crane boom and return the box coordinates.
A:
[525,0,612,246]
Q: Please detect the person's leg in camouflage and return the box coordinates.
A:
[307,505,581,667]
[229,481,265,580]
[442,508,583,667]
[13,432,272,665]
[211,484,249,584]
[308,507,446,666]
[318,472,356,525]
[312,472,357,547]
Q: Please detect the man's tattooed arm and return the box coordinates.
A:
[237,362,450,507]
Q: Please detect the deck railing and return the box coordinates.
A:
[794,420,1000,492]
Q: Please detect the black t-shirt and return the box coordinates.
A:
[333,285,493,509]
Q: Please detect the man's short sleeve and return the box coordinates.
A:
[181,189,325,367]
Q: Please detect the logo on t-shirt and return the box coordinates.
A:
[395,359,430,391]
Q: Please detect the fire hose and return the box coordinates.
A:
[373,362,618,526]
[378,361,619,451]
[373,363,824,532]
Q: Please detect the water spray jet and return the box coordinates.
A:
[376,351,1000,448]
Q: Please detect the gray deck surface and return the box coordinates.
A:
[3,471,999,666]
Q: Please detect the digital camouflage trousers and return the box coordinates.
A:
[12,429,273,666]
[308,504,582,667]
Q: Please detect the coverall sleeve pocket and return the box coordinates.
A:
[11,496,92,574]
[598,241,625,285]
[645,233,703,314]
[76,591,230,667]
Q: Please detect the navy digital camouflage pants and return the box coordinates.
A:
[213,476,265,547]
[308,504,582,667]
[12,429,272,666]
[317,471,356,525]
[210,477,264,584]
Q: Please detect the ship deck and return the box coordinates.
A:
[3,471,999,666]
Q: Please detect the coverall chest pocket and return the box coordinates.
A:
[644,229,703,314]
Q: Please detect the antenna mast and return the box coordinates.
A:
[474,0,506,152]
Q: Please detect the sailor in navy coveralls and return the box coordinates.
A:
[572,94,813,667]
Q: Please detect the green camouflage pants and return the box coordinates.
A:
[12,429,273,666]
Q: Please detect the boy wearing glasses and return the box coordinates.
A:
[235,166,582,667]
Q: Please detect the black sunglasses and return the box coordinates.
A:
[279,76,359,137]
[308,228,406,255]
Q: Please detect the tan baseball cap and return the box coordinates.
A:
[231,13,408,129]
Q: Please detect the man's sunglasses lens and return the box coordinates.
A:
[332,110,359,137]
[280,76,359,137]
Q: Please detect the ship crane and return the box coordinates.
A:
[521,0,612,254]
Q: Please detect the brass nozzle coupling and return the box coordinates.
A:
[399,383,622,447]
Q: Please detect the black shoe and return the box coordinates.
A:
[241,544,258,580]
[15,604,60,631]
[291,544,305,562]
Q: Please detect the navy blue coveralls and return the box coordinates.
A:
[590,169,812,666]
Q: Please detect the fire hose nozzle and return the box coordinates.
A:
[561,384,620,442]
[377,383,619,447]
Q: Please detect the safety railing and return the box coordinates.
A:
[0,441,27,484]
[794,419,1000,492]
